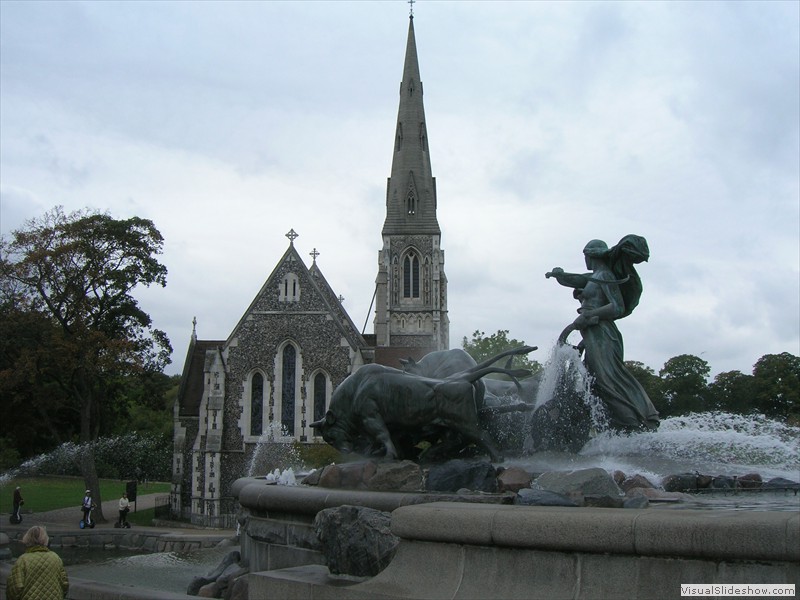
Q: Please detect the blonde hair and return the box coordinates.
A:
[21,526,49,548]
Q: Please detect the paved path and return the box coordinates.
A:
[2,493,232,536]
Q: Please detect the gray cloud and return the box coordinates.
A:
[1,1,797,379]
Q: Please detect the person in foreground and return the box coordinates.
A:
[6,525,69,600]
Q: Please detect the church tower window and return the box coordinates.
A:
[313,373,327,423]
[250,373,263,437]
[403,253,420,298]
[281,345,296,436]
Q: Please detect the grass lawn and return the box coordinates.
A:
[0,476,170,514]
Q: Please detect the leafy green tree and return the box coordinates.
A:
[751,353,800,423]
[462,329,542,378]
[0,302,77,456]
[658,354,711,416]
[0,207,170,520]
[625,360,665,414]
[707,370,755,415]
[114,373,180,440]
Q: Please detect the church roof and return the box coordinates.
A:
[382,16,440,237]
[176,334,223,417]
[309,260,367,349]
[225,238,368,351]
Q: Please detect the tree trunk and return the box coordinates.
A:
[78,379,105,522]
[80,449,104,523]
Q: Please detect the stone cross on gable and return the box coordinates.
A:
[286,229,299,244]
[310,248,320,263]
[408,0,414,17]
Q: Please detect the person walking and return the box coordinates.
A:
[117,491,131,528]
[11,486,24,523]
[6,525,69,600]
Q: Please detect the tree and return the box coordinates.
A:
[751,353,800,423]
[0,302,77,456]
[462,329,542,378]
[0,207,170,520]
[658,354,711,416]
[707,370,755,415]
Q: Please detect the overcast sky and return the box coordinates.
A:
[1,0,798,379]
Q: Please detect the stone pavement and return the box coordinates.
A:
[1,492,233,537]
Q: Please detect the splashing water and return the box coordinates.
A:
[264,467,298,486]
[0,433,170,485]
[534,343,608,427]
[579,412,800,481]
[511,343,800,485]
[245,423,304,478]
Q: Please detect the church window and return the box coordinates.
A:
[403,253,420,298]
[395,123,403,151]
[313,373,327,423]
[407,192,416,215]
[281,345,296,436]
[280,273,300,302]
[250,373,263,437]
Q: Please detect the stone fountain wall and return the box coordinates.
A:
[231,477,510,574]
[234,476,799,600]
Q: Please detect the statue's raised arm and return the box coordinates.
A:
[545,267,590,289]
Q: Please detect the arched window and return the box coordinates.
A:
[250,373,263,437]
[403,253,420,298]
[313,373,327,423]
[406,192,416,215]
[281,345,296,436]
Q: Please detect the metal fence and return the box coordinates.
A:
[153,495,172,519]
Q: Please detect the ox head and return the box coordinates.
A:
[398,357,419,374]
[309,411,354,454]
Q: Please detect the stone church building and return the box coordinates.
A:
[172,15,449,526]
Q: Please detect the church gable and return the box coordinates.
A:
[220,231,367,450]
[232,245,329,330]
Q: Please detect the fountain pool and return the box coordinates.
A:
[63,545,233,595]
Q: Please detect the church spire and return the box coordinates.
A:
[374,13,449,355]
[382,15,440,236]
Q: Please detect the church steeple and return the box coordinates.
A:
[374,14,448,356]
[383,16,440,236]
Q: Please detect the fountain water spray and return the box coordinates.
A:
[246,423,304,480]
[0,432,171,485]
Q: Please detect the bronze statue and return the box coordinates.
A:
[310,346,536,462]
[546,235,659,431]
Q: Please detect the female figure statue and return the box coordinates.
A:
[546,235,659,431]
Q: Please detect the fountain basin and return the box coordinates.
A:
[235,477,799,600]
[231,476,513,573]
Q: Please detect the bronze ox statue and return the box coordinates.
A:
[310,346,536,462]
